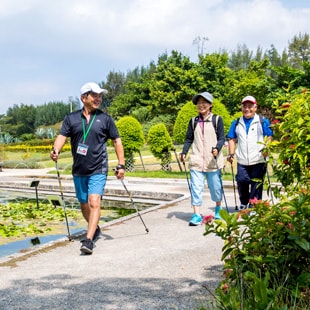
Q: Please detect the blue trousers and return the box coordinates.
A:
[236,162,266,205]
[190,169,222,206]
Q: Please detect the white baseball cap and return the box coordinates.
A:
[80,82,108,95]
[241,95,257,105]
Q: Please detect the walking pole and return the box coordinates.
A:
[264,159,275,205]
[119,178,149,233]
[173,147,183,172]
[230,164,239,210]
[212,149,229,213]
[182,161,193,199]
[54,151,72,240]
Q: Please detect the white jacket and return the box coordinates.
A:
[235,114,265,165]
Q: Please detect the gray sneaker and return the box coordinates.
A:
[80,238,93,255]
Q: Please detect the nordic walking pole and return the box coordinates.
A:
[54,151,71,240]
[116,172,149,233]
[213,148,229,213]
[230,164,238,210]
[264,159,275,205]
[182,161,193,199]
[173,147,183,172]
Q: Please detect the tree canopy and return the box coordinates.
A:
[0,32,309,142]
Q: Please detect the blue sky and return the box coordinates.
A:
[0,0,309,115]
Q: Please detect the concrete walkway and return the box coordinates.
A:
[0,169,239,309]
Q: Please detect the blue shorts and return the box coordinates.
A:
[73,174,107,203]
[190,169,222,206]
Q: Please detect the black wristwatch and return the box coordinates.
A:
[116,164,125,170]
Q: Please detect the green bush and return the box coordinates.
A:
[204,194,310,309]
[116,116,145,158]
[212,98,232,133]
[3,159,42,169]
[148,123,173,161]
[142,114,174,139]
[173,98,232,144]
[270,89,310,191]
[173,101,196,144]
[203,88,310,309]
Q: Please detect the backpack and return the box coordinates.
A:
[191,114,219,133]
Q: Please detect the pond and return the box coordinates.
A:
[0,191,158,259]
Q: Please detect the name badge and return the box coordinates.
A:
[77,143,89,156]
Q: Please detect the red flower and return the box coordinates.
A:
[271,119,280,124]
[221,283,229,293]
[202,215,214,224]
[249,197,258,205]
[287,223,294,230]
[223,269,232,278]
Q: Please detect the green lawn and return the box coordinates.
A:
[1,145,276,182]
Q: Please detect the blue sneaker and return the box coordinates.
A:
[214,206,222,219]
[189,213,202,226]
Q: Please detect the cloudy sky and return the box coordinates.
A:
[0,0,309,115]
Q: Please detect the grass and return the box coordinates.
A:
[1,145,277,182]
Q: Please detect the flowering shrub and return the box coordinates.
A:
[204,195,310,308]
[269,89,310,191]
[203,89,310,309]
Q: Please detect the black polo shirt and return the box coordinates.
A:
[60,109,120,176]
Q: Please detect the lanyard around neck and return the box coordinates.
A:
[82,111,97,143]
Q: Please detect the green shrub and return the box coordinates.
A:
[148,123,173,161]
[173,101,196,144]
[116,116,145,158]
[173,98,232,144]
[204,193,310,309]
[142,114,174,139]
[203,88,310,309]
[270,89,310,191]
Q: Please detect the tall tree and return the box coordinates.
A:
[35,101,70,127]
[197,52,231,97]
[6,104,36,136]
[228,44,253,70]
[288,32,310,68]
[147,50,203,118]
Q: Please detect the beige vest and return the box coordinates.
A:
[189,113,224,172]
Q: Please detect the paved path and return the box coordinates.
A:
[0,169,242,309]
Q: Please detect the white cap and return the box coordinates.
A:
[80,82,108,95]
[241,95,257,105]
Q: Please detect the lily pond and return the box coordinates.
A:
[0,190,156,258]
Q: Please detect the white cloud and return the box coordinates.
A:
[0,0,309,114]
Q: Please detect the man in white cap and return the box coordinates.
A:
[226,95,273,210]
[50,82,125,255]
